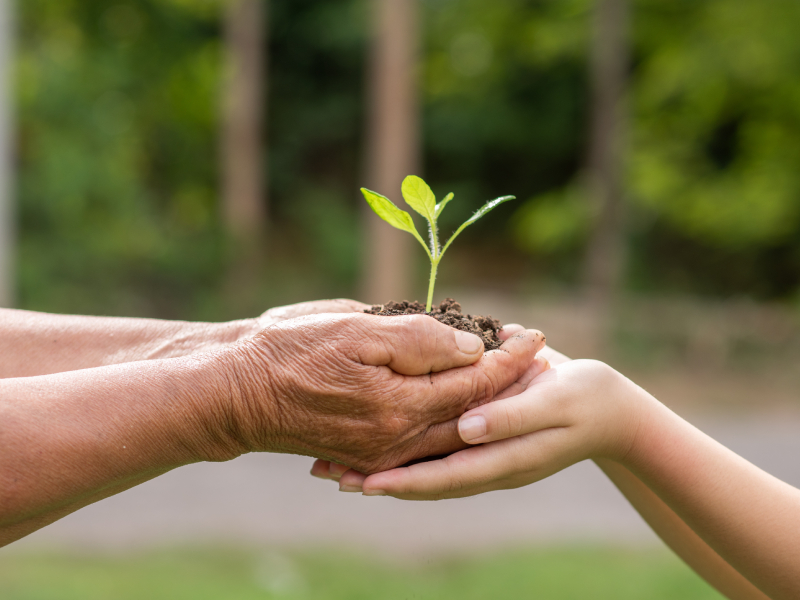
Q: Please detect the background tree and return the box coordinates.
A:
[361,0,420,303]
[0,0,12,308]
[12,0,800,321]
[583,0,629,309]
[221,0,266,241]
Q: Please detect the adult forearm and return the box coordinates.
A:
[623,397,800,599]
[0,353,247,546]
[595,459,768,600]
[0,308,258,378]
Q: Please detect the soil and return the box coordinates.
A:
[365,298,504,351]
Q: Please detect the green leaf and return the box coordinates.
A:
[360,187,432,258]
[435,192,454,218]
[401,175,437,223]
[441,195,516,256]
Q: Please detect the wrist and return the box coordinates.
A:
[610,380,670,470]
[200,332,285,458]
[209,318,262,347]
[143,318,260,362]
[581,362,659,465]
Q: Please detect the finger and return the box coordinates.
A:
[492,356,551,402]
[355,313,486,375]
[310,459,332,479]
[328,462,350,481]
[497,323,524,341]
[458,370,566,444]
[363,429,572,500]
[339,469,367,493]
[361,442,516,500]
[396,417,470,466]
[410,328,548,424]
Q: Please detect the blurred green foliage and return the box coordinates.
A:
[15,0,800,318]
[18,0,226,317]
[0,546,723,599]
[628,0,800,297]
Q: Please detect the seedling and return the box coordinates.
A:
[361,175,515,312]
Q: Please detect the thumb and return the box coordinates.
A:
[457,369,566,444]
[356,313,485,375]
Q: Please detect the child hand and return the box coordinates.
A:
[338,359,647,500]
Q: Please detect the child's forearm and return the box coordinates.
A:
[0,308,258,378]
[537,347,767,597]
[620,393,800,599]
[595,459,769,600]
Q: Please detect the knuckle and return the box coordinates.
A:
[497,402,525,437]
[463,370,496,410]
[405,314,442,342]
[443,474,465,494]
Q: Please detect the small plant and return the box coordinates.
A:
[361,175,515,312]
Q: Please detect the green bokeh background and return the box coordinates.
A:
[16,0,800,319]
[9,0,799,596]
[0,547,724,599]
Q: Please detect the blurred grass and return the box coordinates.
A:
[0,546,723,600]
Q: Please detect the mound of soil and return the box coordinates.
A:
[365,298,504,351]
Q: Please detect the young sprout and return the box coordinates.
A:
[361,175,515,312]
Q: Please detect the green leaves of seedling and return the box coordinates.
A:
[360,187,431,258]
[361,175,515,311]
[435,192,454,219]
[401,175,437,223]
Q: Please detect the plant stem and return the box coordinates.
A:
[426,260,439,312]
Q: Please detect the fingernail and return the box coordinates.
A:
[455,331,483,354]
[339,484,362,493]
[459,415,487,442]
[363,489,387,497]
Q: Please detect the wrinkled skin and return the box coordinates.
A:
[220,312,547,474]
[309,324,563,484]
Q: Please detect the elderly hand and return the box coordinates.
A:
[213,313,547,474]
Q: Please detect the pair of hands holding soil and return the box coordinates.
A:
[245,299,548,475]
[285,300,635,502]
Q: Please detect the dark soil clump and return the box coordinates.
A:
[365,298,504,351]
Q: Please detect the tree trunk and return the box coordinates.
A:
[0,0,13,307]
[583,0,629,308]
[361,0,420,304]
[221,0,266,240]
